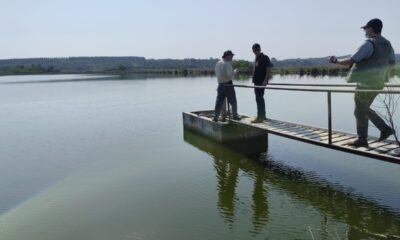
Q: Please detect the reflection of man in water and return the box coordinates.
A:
[215,157,269,233]
[212,139,269,233]
[215,158,239,225]
[329,18,395,147]
[251,166,268,234]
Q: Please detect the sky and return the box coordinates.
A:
[1,0,399,61]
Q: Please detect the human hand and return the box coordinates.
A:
[328,56,338,64]
[262,80,268,86]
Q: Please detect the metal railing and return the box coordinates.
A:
[268,83,400,88]
[224,83,400,145]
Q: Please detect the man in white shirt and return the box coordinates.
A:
[213,50,241,122]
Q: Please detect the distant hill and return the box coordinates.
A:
[0,57,219,74]
[0,54,399,75]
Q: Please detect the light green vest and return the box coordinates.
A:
[347,35,393,89]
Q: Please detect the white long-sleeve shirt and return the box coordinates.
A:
[215,60,235,83]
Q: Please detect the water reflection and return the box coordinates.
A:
[184,130,269,234]
[184,129,400,238]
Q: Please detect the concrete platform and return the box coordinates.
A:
[182,111,268,143]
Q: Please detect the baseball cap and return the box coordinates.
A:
[222,50,234,58]
[361,18,383,33]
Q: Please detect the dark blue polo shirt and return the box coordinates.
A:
[253,53,273,85]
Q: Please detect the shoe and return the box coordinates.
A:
[232,115,241,121]
[251,117,266,123]
[347,139,369,148]
[378,128,394,141]
[220,118,227,122]
[212,117,218,122]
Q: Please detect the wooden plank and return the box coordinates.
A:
[301,130,326,138]
[266,120,287,126]
[321,133,345,141]
[290,127,313,135]
[266,126,284,131]
[278,126,299,132]
[366,141,392,150]
[372,144,400,154]
[308,132,329,140]
[270,124,298,130]
[270,127,299,135]
[332,135,355,143]
[278,126,308,134]
[334,137,358,146]
[386,149,400,157]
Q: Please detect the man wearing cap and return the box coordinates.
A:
[329,18,396,147]
[213,50,241,122]
[251,43,273,123]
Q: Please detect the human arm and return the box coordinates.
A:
[225,63,235,80]
[262,55,273,86]
[262,67,272,86]
[329,56,354,66]
[329,41,373,66]
[389,45,396,66]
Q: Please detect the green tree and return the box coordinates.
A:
[232,60,252,74]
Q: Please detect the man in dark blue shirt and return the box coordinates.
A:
[251,43,273,123]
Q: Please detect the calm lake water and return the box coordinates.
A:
[0,74,399,239]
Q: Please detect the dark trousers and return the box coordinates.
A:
[214,83,238,119]
[254,88,266,118]
[354,91,390,139]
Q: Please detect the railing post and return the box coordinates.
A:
[327,91,332,145]
[226,97,231,121]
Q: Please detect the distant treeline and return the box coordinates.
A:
[232,60,348,77]
[231,60,400,78]
[0,56,399,77]
[0,57,219,76]
[0,64,61,75]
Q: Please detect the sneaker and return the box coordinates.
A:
[251,117,266,123]
[347,139,369,148]
[378,128,394,142]
[232,115,241,121]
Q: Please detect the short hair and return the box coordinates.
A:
[252,43,261,50]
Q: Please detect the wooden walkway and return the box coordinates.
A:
[232,116,400,164]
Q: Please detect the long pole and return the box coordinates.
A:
[327,91,332,145]
[226,97,231,121]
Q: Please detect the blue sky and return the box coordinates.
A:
[1,0,399,60]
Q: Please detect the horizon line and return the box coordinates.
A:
[3,54,395,62]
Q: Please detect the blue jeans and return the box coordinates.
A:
[214,83,238,119]
[354,91,390,139]
[254,88,266,118]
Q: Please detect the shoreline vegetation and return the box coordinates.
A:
[1,58,399,78]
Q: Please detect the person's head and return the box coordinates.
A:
[222,50,234,61]
[362,18,383,38]
[252,43,261,56]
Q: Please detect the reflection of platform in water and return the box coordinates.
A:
[183,129,400,238]
[183,110,400,164]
